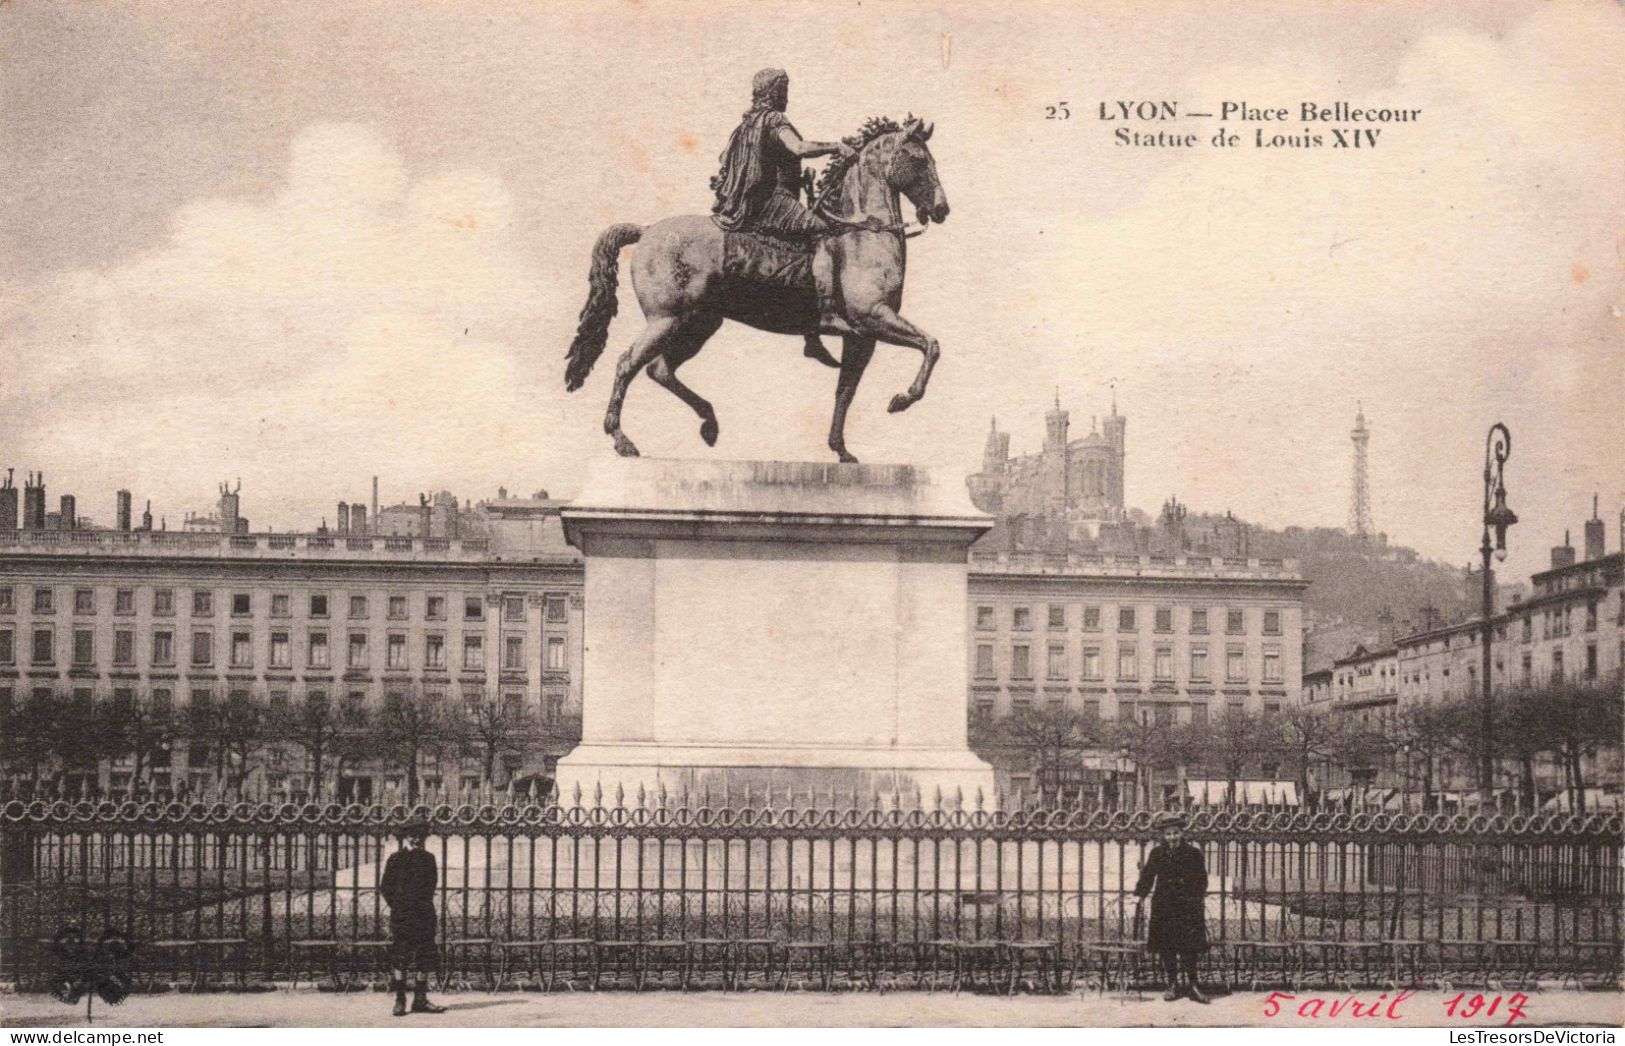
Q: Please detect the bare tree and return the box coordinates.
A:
[1541,675,1624,813]
[0,688,63,797]
[451,695,539,793]
[975,704,1102,805]
[1277,705,1345,802]
[374,685,451,805]
[102,688,177,796]
[1105,715,1183,808]
[268,691,345,800]
[1189,709,1277,805]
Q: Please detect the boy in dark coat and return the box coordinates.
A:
[1134,810,1210,1002]
[380,818,446,1017]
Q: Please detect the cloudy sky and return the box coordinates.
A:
[1,0,1619,579]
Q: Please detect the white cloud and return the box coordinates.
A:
[0,122,575,526]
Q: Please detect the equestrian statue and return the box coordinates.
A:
[564,67,950,463]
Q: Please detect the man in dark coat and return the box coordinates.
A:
[380,817,446,1017]
[1134,810,1210,1002]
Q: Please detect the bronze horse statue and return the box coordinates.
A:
[564,116,949,462]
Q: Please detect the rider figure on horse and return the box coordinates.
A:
[711,68,858,361]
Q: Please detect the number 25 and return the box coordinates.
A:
[1046,102,1071,120]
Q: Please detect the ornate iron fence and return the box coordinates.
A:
[2,795,1619,992]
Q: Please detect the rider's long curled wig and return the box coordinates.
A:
[565,223,644,392]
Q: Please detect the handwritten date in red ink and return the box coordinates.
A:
[1263,991,1529,1026]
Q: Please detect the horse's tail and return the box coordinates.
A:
[565,222,644,392]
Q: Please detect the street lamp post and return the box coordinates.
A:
[1479,423,1517,804]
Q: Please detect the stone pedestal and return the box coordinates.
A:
[552,458,996,805]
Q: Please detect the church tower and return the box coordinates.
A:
[1102,392,1126,513]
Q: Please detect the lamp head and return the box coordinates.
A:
[1486,484,1518,560]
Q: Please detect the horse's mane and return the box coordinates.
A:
[814,114,914,203]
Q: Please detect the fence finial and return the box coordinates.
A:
[975,786,985,812]
[614,781,624,809]
[637,782,647,810]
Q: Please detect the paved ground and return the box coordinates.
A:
[2,988,1620,1028]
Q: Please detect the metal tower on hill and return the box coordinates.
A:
[1349,404,1374,539]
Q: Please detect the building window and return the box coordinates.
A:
[502,691,525,721]
[504,596,526,622]
[975,606,995,630]
[309,594,328,618]
[388,595,408,620]
[1262,646,1282,683]
[152,630,173,666]
[0,586,12,613]
[1048,605,1066,629]
[0,628,12,665]
[1264,610,1281,635]
[1585,645,1597,680]
[1117,700,1136,722]
[1082,645,1102,680]
[1012,606,1031,630]
[546,636,565,671]
[1117,642,1138,681]
[427,595,446,621]
[1586,600,1598,632]
[110,629,133,666]
[1118,607,1136,633]
[974,643,994,677]
[270,594,290,618]
[192,590,213,616]
[504,634,525,671]
[425,634,446,670]
[1154,608,1172,633]
[463,635,485,671]
[1190,702,1209,727]
[1190,608,1208,634]
[1522,615,1532,642]
[388,633,407,670]
[150,589,173,616]
[308,631,329,668]
[348,632,368,669]
[1190,645,1209,681]
[1226,645,1247,682]
[1083,606,1101,632]
[73,589,95,614]
[1226,609,1244,635]
[70,629,92,665]
[230,631,252,668]
[224,593,247,617]
[1551,649,1564,682]
[190,630,212,666]
[349,595,368,619]
[1154,645,1172,681]
[1046,643,1067,679]
[545,595,568,623]
[110,588,133,615]
[270,631,291,669]
[464,596,485,621]
[34,587,54,613]
[1010,644,1031,679]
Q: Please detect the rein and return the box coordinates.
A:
[812,139,932,240]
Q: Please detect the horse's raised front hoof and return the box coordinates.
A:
[612,433,640,458]
[700,417,719,447]
[887,393,914,414]
[835,450,859,464]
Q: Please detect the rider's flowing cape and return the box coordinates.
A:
[710,106,790,230]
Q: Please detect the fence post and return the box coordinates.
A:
[260,832,275,982]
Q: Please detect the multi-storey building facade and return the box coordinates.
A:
[0,514,584,800]
[1307,506,1624,799]
[966,549,1307,795]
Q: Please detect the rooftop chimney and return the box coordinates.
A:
[58,494,76,530]
[141,500,153,532]
[350,502,368,536]
[0,470,17,531]
[1583,494,1605,561]
[22,472,46,530]
[1551,529,1576,570]
[116,490,132,532]
[336,501,350,536]
[372,476,379,523]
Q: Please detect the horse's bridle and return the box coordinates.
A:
[813,136,936,240]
